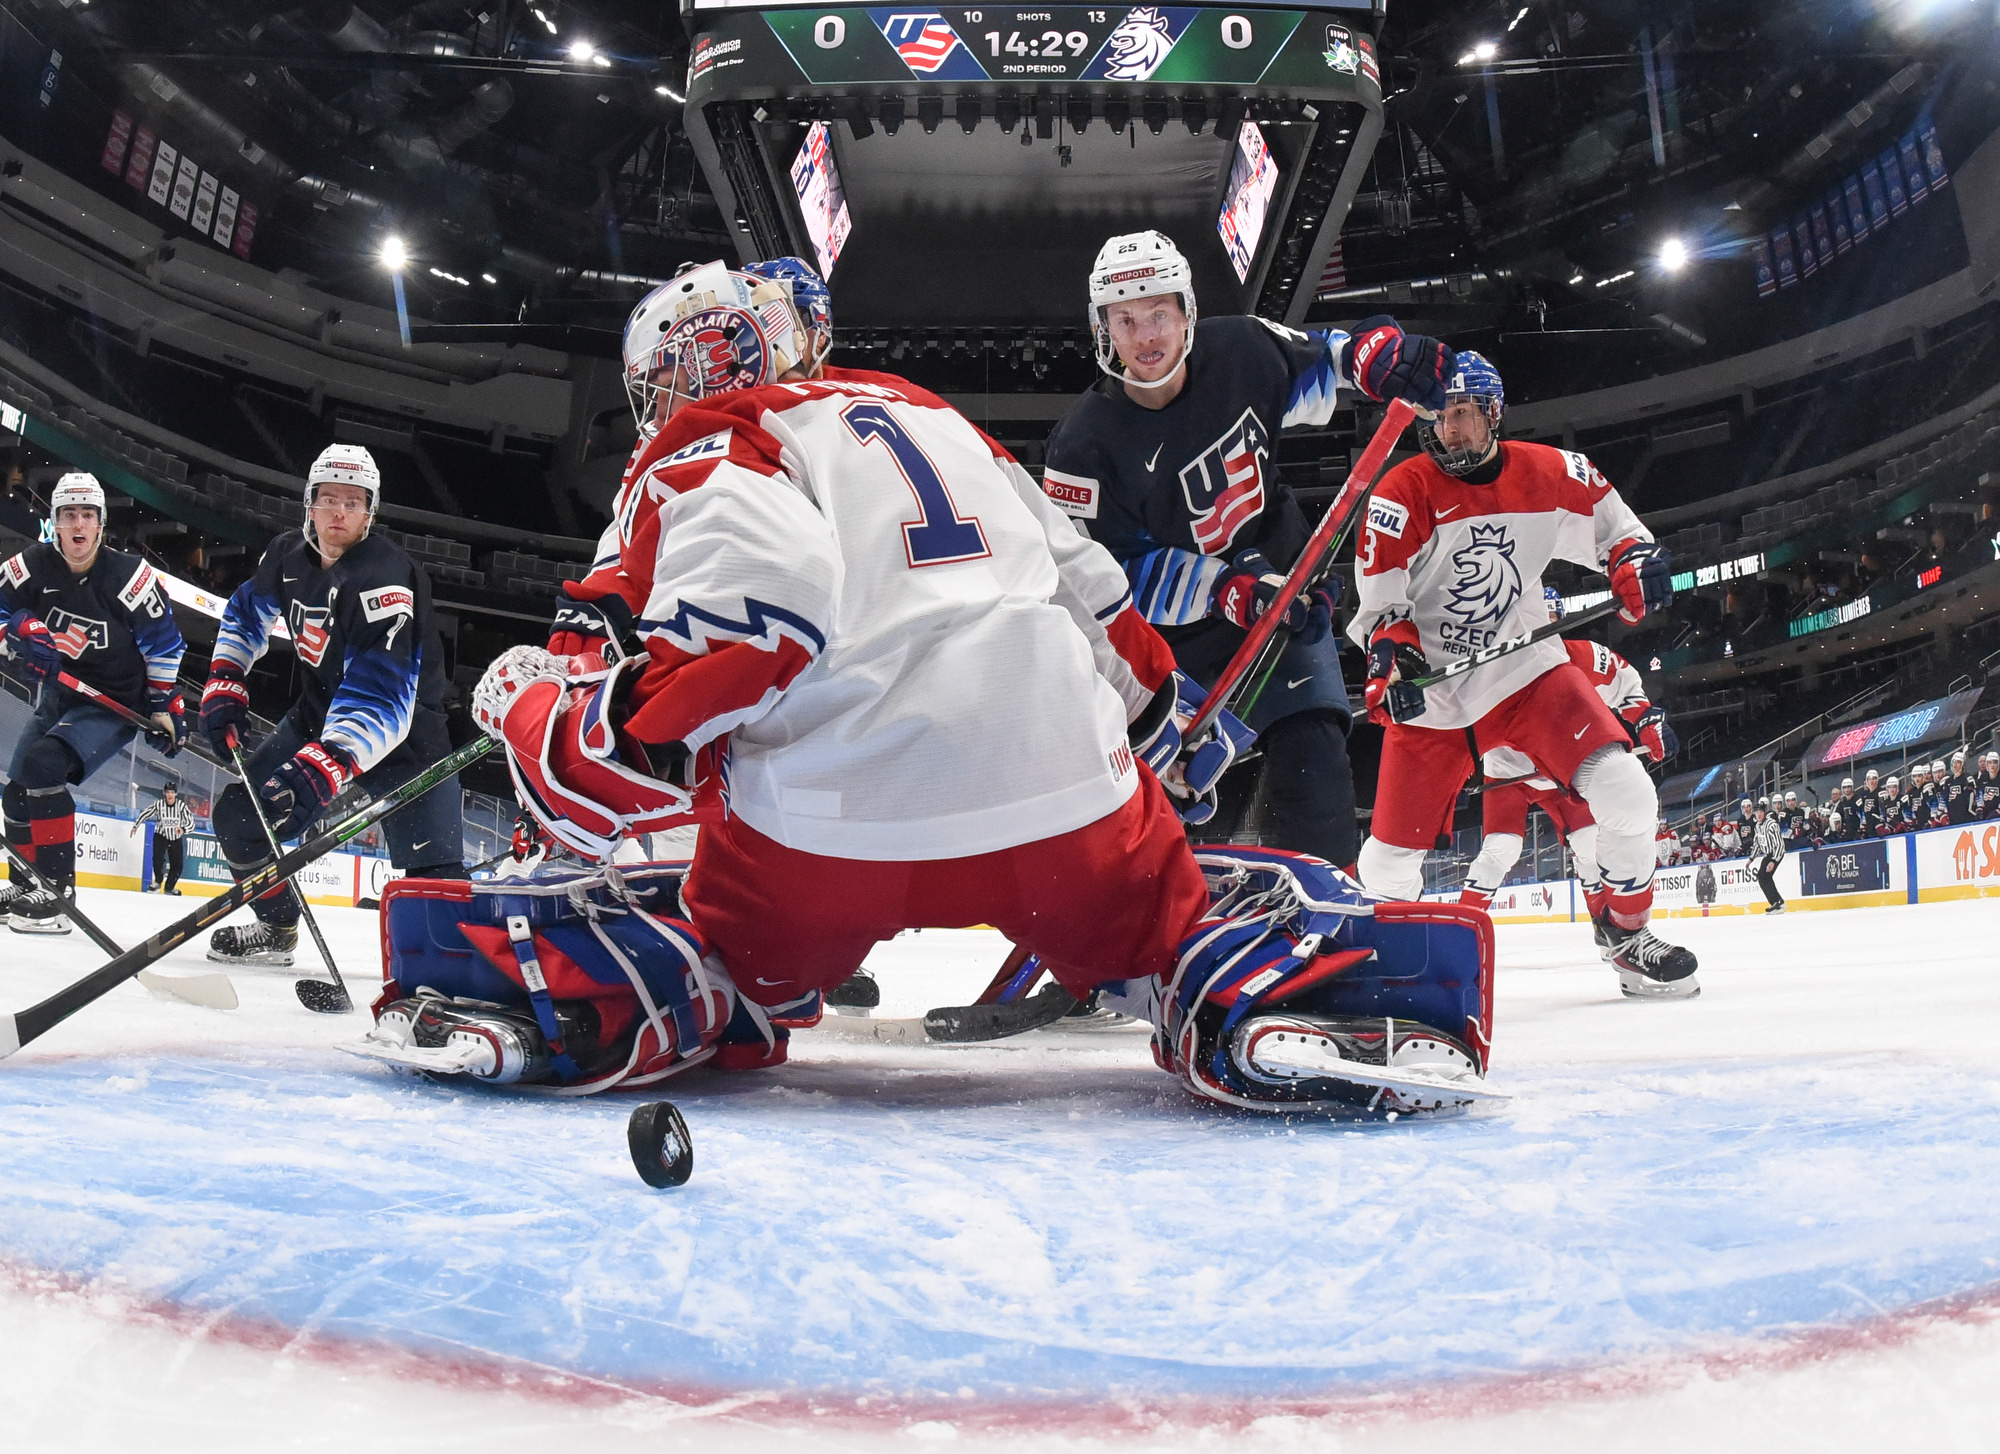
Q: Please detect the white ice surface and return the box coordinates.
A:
[2,890,1998,1451]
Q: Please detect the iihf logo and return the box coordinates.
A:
[1444,523,1522,624]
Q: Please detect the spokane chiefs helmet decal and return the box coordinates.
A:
[623,260,809,419]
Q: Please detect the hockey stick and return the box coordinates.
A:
[1185,397,1419,743]
[810,983,1080,1046]
[0,738,494,1059]
[1397,599,1621,698]
[229,737,352,1015]
[51,670,223,769]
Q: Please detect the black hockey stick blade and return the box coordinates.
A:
[0,738,493,1059]
[1402,599,1621,693]
[923,983,1078,1043]
[295,977,354,1015]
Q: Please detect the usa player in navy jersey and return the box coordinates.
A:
[199,445,466,967]
[1042,231,1454,868]
[0,473,186,933]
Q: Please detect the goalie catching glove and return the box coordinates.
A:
[1129,672,1255,825]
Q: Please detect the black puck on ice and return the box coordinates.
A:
[627,1101,694,1189]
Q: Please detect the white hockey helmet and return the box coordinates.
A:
[1863,768,1878,781]
[1088,230,1198,391]
[1910,761,1928,776]
[49,470,106,520]
[304,444,381,547]
[1840,777,1853,789]
[1951,747,1966,763]
[621,260,809,424]
[1885,775,1899,788]
[1785,790,1799,802]
[1930,759,1946,774]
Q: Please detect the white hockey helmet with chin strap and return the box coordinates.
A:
[622,260,810,424]
[304,443,381,548]
[1088,230,1198,391]
[49,471,106,520]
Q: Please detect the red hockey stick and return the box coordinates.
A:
[1183,396,1419,742]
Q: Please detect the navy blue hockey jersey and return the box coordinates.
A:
[212,532,446,772]
[0,542,186,714]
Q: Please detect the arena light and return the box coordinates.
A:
[655,83,685,102]
[1659,237,1690,272]
[1458,40,1499,66]
[379,235,408,273]
[567,40,596,63]
[380,236,411,349]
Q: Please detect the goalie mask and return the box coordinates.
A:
[741,256,833,372]
[622,260,811,424]
[1419,350,1505,478]
[1088,230,1198,392]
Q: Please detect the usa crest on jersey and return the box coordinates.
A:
[1178,407,1270,554]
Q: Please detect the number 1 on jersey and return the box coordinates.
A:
[841,402,991,568]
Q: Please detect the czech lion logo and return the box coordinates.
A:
[1444,523,1523,624]
[1103,8,1174,81]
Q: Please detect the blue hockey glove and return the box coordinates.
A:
[1364,628,1430,726]
[1130,673,1256,825]
[1608,538,1673,623]
[201,661,252,759]
[1342,316,1454,412]
[262,740,357,840]
[3,611,60,685]
[148,689,187,760]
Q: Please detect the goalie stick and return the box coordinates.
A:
[0,738,494,1058]
[809,982,1079,1045]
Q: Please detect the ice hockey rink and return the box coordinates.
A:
[3,890,1998,1453]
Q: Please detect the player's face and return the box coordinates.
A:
[311,482,372,553]
[54,505,101,566]
[1435,399,1494,454]
[1105,297,1186,382]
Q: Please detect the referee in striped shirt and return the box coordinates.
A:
[131,785,195,895]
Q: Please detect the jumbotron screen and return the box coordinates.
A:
[1218,120,1278,282]
[689,0,1379,10]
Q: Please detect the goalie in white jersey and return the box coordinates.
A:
[468,259,1504,1115]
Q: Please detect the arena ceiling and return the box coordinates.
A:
[10,0,1999,395]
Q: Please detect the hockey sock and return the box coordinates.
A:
[1582,883,1609,921]
[1461,831,1523,910]
[213,780,303,927]
[4,781,31,887]
[1356,837,1428,901]
[1458,885,1495,910]
[13,737,80,890]
[1569,745,1657,931]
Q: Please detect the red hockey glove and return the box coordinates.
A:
[1214,549,1303,631]
[1342,315,1454,412]
[3,610,59,685]
[200,661,252,759]
[1608,538,1673,624]
[263,740,357,841]
[1364,626,1430,726]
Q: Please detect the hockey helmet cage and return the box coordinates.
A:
[49,471,106,520]
[741,256,833,370]
[304,444,381,548]
[1088,230,1197,391]
[1419,349,1505,477]
[622,260,809,423]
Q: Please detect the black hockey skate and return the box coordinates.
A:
[825,969,881,1013]
[1592,916,1617,962]
[1598,918,1700,999]
[1225,1014,1506,1115]
[7,886,71,935]
[207,921,299,968]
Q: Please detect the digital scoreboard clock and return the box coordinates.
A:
[688,7,1382,93]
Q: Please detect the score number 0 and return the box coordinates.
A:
[809,10,1260,52]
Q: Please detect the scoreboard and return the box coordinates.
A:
[688,6,1382,94]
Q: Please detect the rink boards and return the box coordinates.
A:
[1460,820,2000,923]
[70,809,391,908]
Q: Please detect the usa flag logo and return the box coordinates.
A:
[882,13,961,73]
[1179,408,1271,554]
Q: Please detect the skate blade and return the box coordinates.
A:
[205,949,296,969]
[1047,1008,1147,1034]
[1616,968,1701,1000]
[136,969,239,1011]
[341,1038,485,1076]
[1241,1031,1511,1107]
[8,915,71,935]
[809,1014,932,1045]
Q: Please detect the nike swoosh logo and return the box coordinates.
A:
[1573,725,1589,738]
[1287,676,1312,689]
[1435,505,1461,518]
[754,977,789,986]
[1144,444,1163,472]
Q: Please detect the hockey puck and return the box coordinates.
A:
[627,1101,694,1189]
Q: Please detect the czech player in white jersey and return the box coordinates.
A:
[1348,351,1700,998]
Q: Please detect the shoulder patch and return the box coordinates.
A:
[2,552,27,589]
[1366,497,1409,539]
[1042,468,1100,521]
[1558,449,1611,491]
[1592,641,1614,676]
[116,560,158,612]
[360,585,415,623]
[657,428,733,470]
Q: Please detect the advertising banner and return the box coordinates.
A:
[77,814,383,907]
[1799,839,1890,897]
